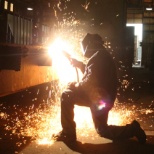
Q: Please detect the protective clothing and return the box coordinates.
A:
[81,33,104,58]
[55,33,146,144]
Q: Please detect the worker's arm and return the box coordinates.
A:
[70,58,85,73]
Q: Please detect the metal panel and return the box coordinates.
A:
[0,45,21,71]
[144,24,154,31]
[127,18,142,23]
[7,14,13,34]
[21,18,24,44]
[142,29,154,69]
[27,20,30,44]
[29,20,32,44]
[23,19,27,45]
[14,16,18,44]
[17,17,21,44]
[125,26,134,69]
[7,14,14,43]
[143,0,153,2]
[143,18,154,24]
[144,12,154,17]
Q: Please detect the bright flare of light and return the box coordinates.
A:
[98,100,106,110]
[74,106,94,129]
[146,7,152,11]
[37,138,54,145]
[48,38,80,84]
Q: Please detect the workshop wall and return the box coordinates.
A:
[0,45,57,96]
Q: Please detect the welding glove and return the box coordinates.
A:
[67,82,78,90]
[70,58,85,73]
[70,58,82,68]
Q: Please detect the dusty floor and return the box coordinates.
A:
[0,68,154,154]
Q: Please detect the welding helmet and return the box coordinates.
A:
[81,33,103,58]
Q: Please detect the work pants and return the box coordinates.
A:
[61,88,134,140]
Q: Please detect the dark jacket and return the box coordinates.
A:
[78,49,117,104]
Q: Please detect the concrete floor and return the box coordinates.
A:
[0,68,154,154]
[19,132,154,154]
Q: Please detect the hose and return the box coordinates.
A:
[75,67,79,83]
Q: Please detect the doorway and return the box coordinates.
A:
[126,24,143,67]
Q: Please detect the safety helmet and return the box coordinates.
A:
[81,33,103,58]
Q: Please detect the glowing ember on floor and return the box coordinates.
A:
[37,138,54,145]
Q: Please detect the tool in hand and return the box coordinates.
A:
[62,50,79,82]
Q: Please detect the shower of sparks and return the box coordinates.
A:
[2,96,153,146]
[1,27,153,147]
[1,0,154,149]
[0,34,138,146]
[47,37,83,84]
[82,1,90,12]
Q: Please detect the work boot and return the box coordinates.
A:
[131,120,146,144]
[52,131,77,143]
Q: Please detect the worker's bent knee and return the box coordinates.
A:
[96,126,108,138]
[61,90,74,104]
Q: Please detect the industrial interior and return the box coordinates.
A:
[0,0,154,96]
[0,0,154,153]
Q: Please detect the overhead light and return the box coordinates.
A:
[4,1,8,10]
[146,7,152,11]
[10,3,14,12]
[27,7,33,11]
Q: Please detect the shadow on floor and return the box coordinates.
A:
[66,136,154,154]
[1,129,154,154]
